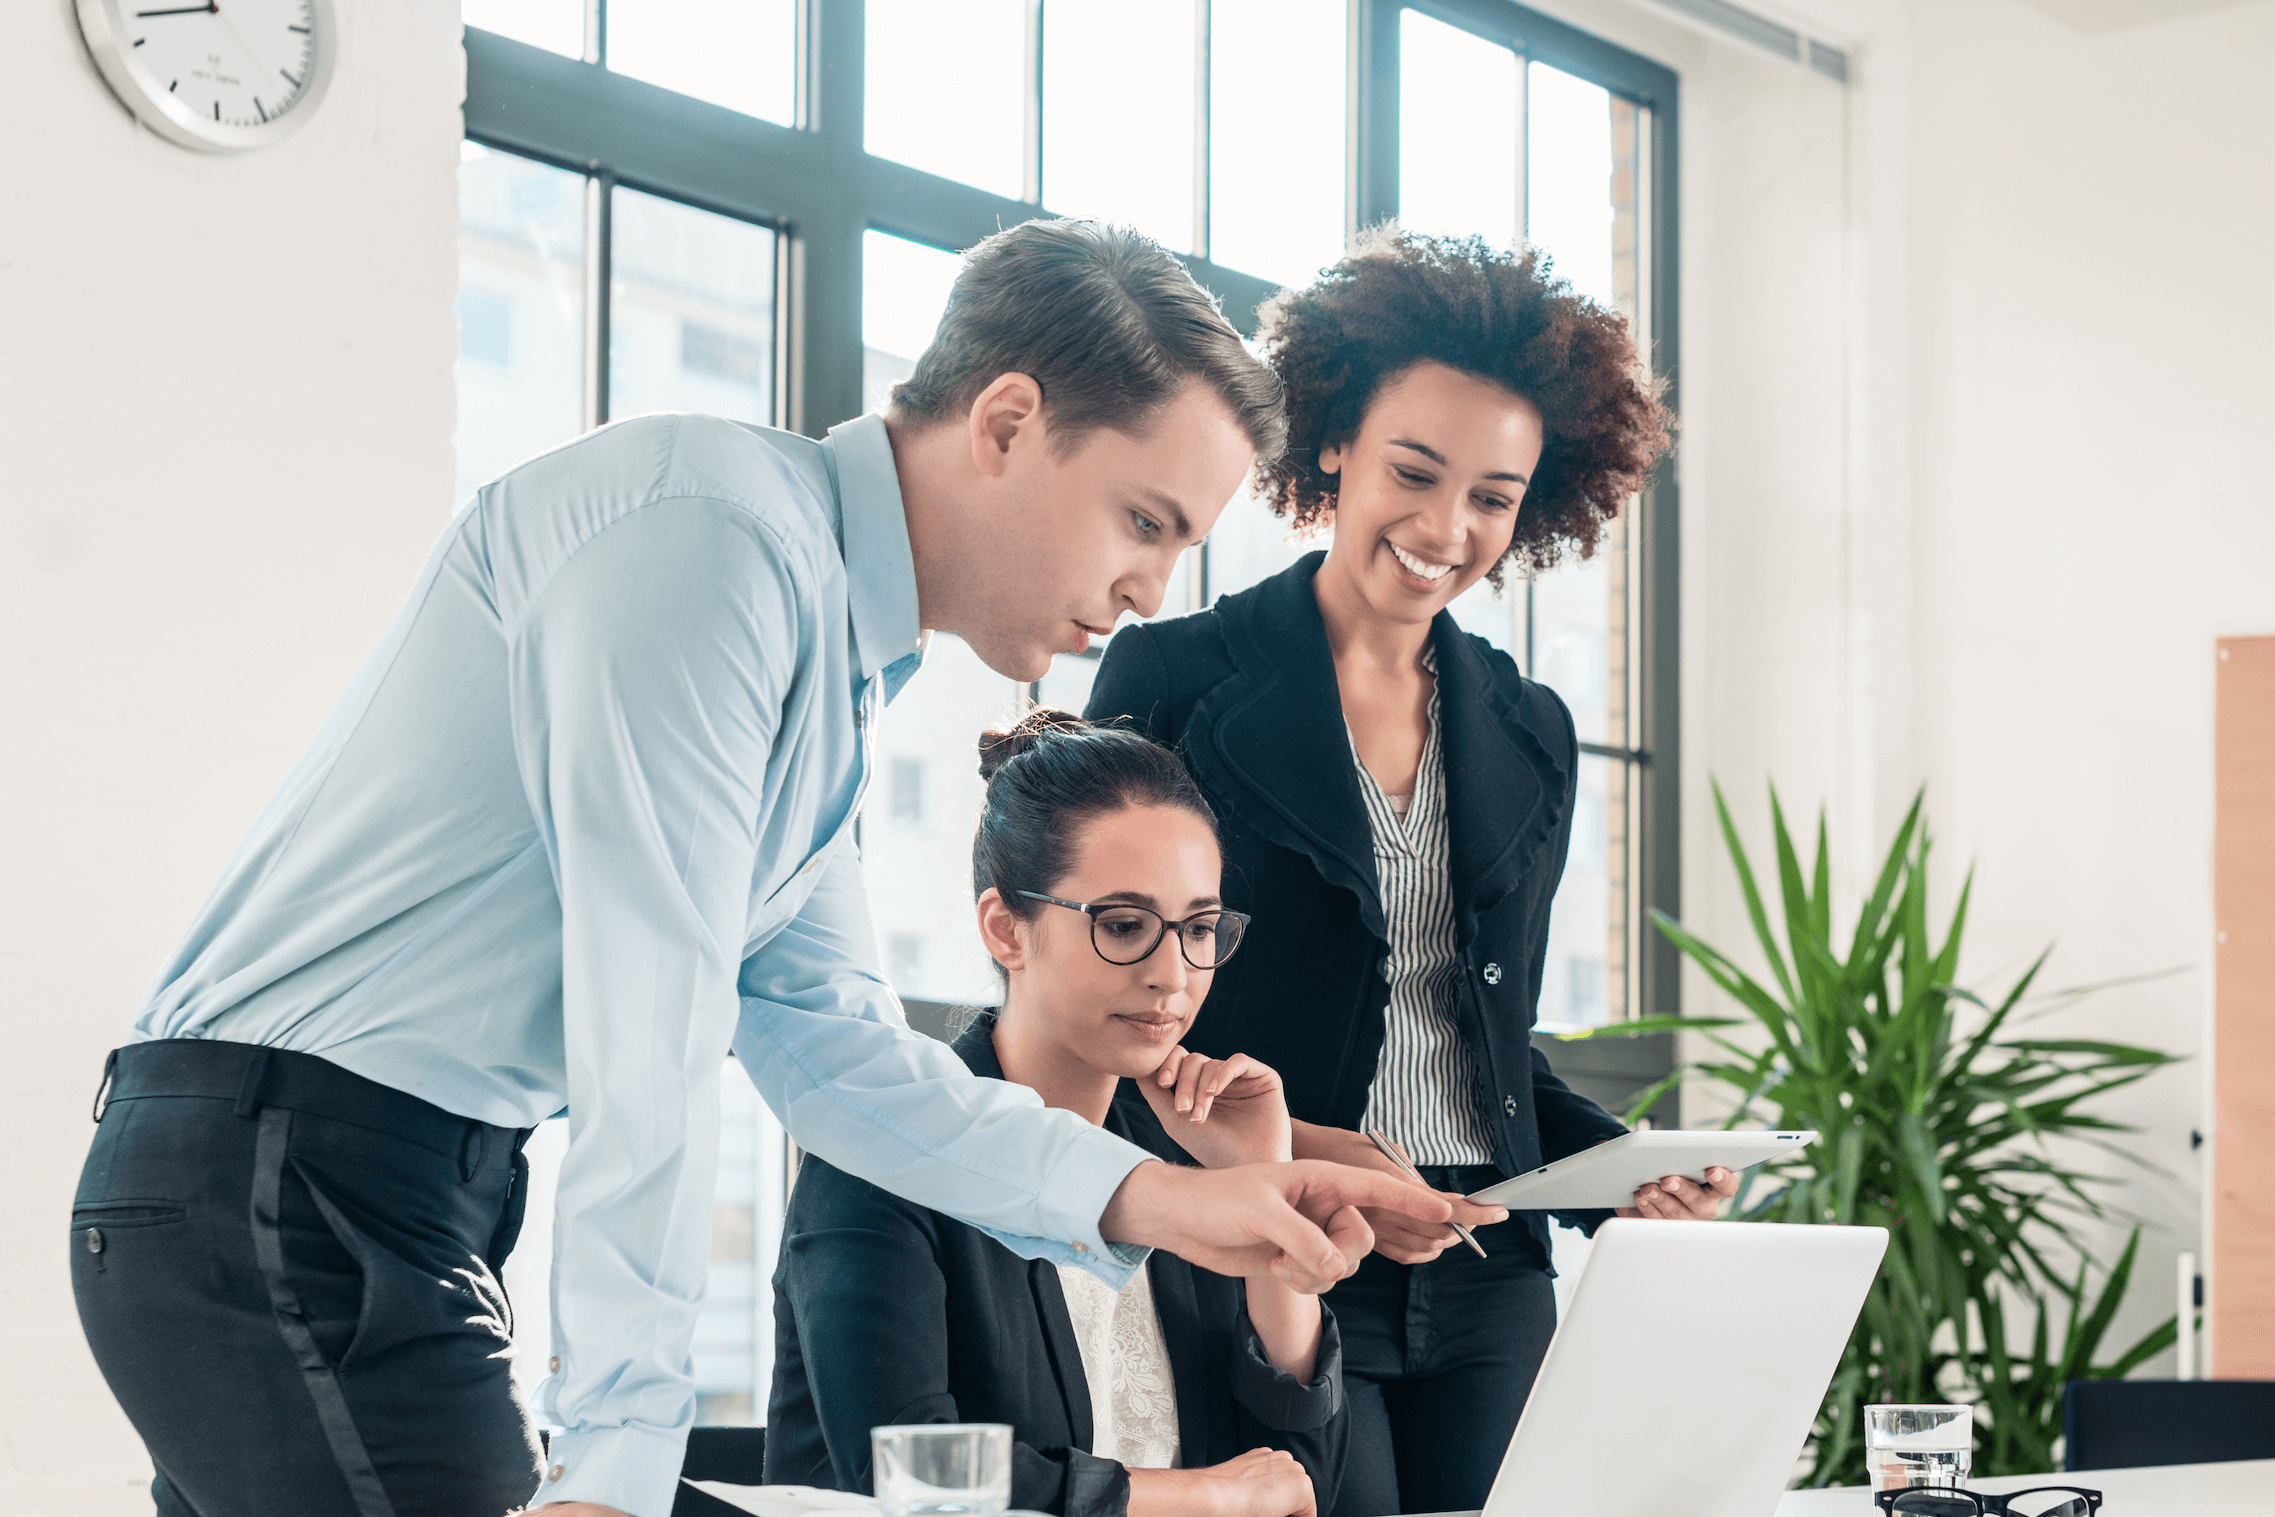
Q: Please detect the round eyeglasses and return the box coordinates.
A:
[1015,891,1251,970]
[1875,1487,2102,1517]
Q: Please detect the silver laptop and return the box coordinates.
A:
[1479,1219,1888,1517]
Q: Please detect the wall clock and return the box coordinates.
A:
[75,0,337,153]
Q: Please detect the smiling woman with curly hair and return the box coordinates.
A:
[1085,226,1686,1517]
[1256,225,1669,581]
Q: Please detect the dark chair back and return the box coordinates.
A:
[671,1426,769,1516]
[2064,1380,2275,1470]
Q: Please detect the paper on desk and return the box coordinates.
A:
[683,1479,880,1515]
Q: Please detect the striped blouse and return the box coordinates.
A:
[1349,654,1497,1166]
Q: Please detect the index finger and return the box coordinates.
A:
[1298,1160,1452,1225]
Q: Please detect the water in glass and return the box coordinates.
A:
[872,1423,1012,1517]
[1864,1404,1973,1492]
[1868,1445,1970,1491]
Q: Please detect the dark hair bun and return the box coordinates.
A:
[970,710,1218,941]
[976,707,1091,782]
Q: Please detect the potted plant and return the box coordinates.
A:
[1564,785,2179,1483]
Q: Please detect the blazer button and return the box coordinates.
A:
[1503,1096,1518,1116]
[1482,962,1503,985]
[84,1227,104,1254]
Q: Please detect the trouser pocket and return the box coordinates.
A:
[70,1199,187,1274]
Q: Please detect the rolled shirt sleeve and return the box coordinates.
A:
[509,497,796,1515]
[734,836,1157,1281]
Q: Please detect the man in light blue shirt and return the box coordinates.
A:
[73,220,1443,1517]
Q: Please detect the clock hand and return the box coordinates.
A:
[208,3,283,105]
[135,4,218,15]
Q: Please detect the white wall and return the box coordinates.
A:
[1535,0,2275,1369]
[0,2,463,1510]
[1897,0,2275,1368]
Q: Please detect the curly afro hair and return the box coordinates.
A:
[1252,225,1672,582]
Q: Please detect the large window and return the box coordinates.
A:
[460,0,1678,1425]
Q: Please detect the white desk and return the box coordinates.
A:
[1774,1459,2275,1515]
[1417,1457,2275,1517]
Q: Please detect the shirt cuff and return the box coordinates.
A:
[1231,1304,1345,1432]
[973,1126,1155,1288]
[540,1422,691,1517]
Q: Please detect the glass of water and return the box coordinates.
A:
[1865,1404,1973,1490]
[871,1423,1012,1516]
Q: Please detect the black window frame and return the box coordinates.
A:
[461,0,1683,1116]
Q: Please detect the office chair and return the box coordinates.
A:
[2064,1379,2275,1470]
[671,1426,770,1515]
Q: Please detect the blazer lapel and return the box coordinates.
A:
[1431,617,1570,940]
[1179,555,1385,936]
[1143,1256,1215,1470]
[1029,1259,1095,1452]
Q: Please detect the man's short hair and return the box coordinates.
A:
[888,218,1286,459]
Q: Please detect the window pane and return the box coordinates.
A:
[1527,61,1617,309]
[1398,9,1518,249]
[867,634,1025,1005]
[1205,483,1325,602]
[860,231,1023,1004]
[1209,0,1345,286]
[1042,0,1197,251]
[455,144,585,507]
[609,187,777,425]
[862,229,964,415]
[1539,752,1627,1030]
[691,1054,791,1423]
[867,0,1027,200]
[1530,521,1624,748]
[465,0,582,58]
[607,0,796,126]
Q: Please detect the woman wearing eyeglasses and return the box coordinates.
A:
[766,711,1350,1517]
[1083,228,1703,1516]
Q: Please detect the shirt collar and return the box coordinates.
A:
[823,414,924,684]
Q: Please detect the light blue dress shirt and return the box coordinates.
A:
[131,413,1154,1517]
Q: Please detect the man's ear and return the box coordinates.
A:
[974,887,1027,972]
[966,373,1047,478]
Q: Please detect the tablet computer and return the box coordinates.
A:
[1464,1130,1817,1210]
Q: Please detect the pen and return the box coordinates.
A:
[1367,1130,1489,1260]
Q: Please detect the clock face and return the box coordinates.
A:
[76,0,336,153]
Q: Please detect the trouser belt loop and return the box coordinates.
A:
[232,1047,274,1119]
[460,1124,487,1182]
[91,1048,120,1124]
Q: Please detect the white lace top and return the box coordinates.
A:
[1054,1261,1183,1470]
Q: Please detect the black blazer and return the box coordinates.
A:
[765,1021,1350,1516]
[1083,554,1629,1260]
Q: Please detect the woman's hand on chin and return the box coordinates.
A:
[1138,1048,1293,1167]
[1127,1448,1317,1517]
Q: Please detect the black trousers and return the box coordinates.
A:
[1325,1165,1559,1517]
[71,1040,543,1517]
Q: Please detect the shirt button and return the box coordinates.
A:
[1071,1241,1090,1254]
[1504,1096,1518,1116]
[854,706,867,730]
[548,1356,561,1373]
[84,1227,104,1254]
[548,1464,566,1483]
[1482,962,1503,985]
